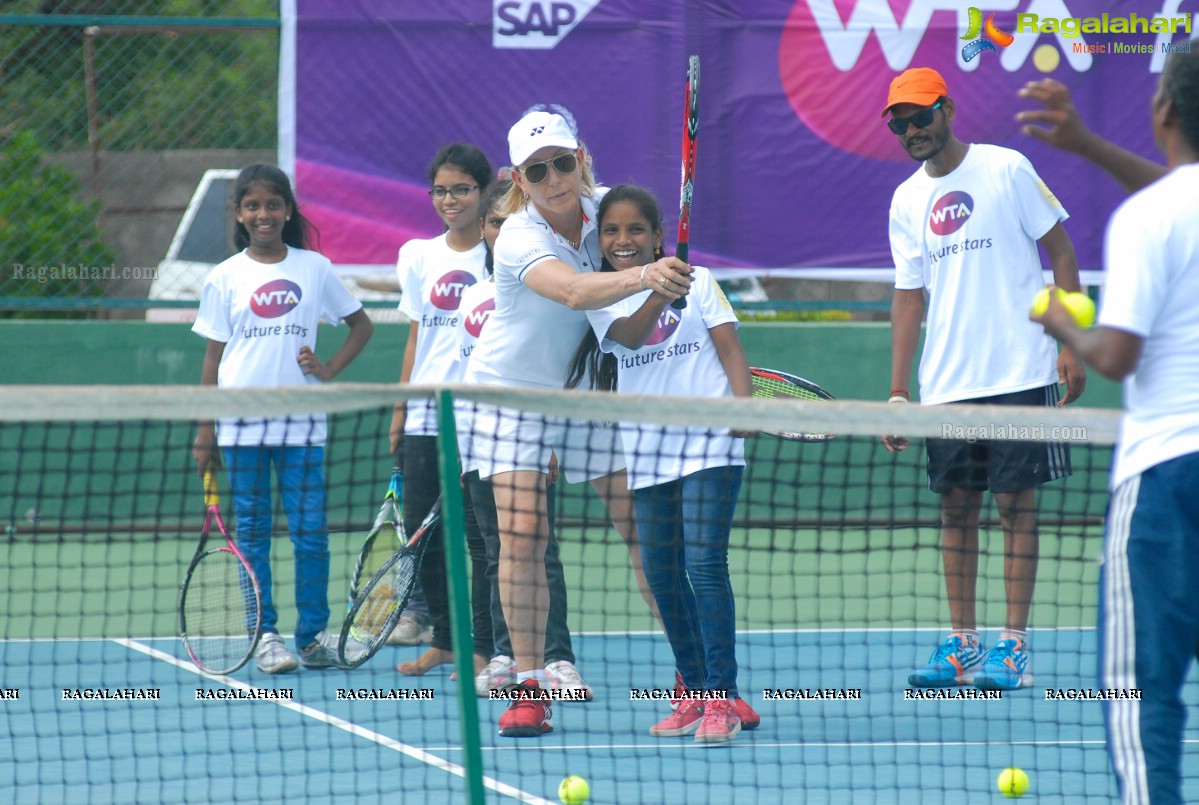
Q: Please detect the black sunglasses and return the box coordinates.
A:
[519,153,578,184]
[887,101,943,135]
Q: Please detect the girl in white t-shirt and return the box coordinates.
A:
[387,144,495,680]
[192,164,374,674]
[583,185,756,744]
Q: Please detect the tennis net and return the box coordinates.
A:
[0,382,1161,804]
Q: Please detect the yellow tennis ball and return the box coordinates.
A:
[1030,286,1062,316]
[1063,291,1096,328]
[559,775,590,805]
[998,767,1030,798]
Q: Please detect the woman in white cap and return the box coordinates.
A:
[467,108,692,737]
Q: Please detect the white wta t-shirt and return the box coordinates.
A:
[1100,164,1199,489]
[587,266,745,490]
[890,144,1066,404]
[470,191,606,390]
[397,234,487,435]
[455,278,497,473]
[192,247,362,447]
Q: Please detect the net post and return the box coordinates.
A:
[434,388,485,805]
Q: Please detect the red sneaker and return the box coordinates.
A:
[497,679,553,737]
[733,696,760,730]
[669,671,685,711]
[694,698,741,744]
[649,698,704,737]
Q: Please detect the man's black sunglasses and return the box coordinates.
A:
[887,101,943,135]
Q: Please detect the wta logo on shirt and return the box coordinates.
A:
[645,307,683,347]
[463,298,495,338]
[929,191,974,236]
[250,279,302,318]
[431,271,477,311]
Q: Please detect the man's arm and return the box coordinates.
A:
[1016,79,1167,193]
[1037,222,1086,404]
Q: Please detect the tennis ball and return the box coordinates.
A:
[1033,43,1061,72]
[1063,291,1096,328]
[1030,286,1063,317]
[998,767,1030,798]
[559,775,590,805]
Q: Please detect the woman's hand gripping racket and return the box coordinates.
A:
[347,466,404,608]
[672,54,700,311]
[750,367,837,441]
[337,497,442,668]
[178,469,263,675]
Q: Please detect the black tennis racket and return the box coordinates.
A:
[337,497,442,668]
[347,466,403,609]
[673,54,700,311]
[750,366,836,442]
[179,469,263,675]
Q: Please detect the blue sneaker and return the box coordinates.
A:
[974,639,1033,690]
[907,633,984,687]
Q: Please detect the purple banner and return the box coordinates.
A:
[284,1,1189,276]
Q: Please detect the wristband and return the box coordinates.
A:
[889,395,909,404]
[639,265,649,291]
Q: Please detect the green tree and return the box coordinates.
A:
[0,131,117,316]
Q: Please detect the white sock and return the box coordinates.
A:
[999,629,1028,647]
[517,669,549,686]
[952,629,981,646]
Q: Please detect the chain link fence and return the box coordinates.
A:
[0,1,277,317]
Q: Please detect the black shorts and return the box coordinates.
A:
[925,384,1072,494]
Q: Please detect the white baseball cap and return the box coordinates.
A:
[508,110,578,167]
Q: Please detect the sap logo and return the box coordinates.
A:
[250,279,302,318]
[431,270,478,311]
[493,0,602,50]
[929,191,975,236]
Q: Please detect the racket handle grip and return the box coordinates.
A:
[672,243,688,310]
[203,469,219,507]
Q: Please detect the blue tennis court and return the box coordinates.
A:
[5,629,1196,804]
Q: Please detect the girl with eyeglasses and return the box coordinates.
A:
[387,143,496,680]
[468,109,692,737]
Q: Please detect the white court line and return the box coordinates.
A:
[113,638,555,805]
[573,626,1099,636]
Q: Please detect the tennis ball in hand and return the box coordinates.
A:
[1030,286,1063,316]
[1062,291,1096,328]
[997,767,1030,798]
[559,775,590,805]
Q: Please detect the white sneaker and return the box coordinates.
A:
[474,655,516,697]
[299,630,346,670]
[386,614,433,646]
[545,660,593,701]
[255,633,299,674]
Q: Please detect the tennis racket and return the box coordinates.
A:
[347,466,403,608]
[672,53,700,311]
[179,469,263,675]
[337,497,442,668]
[750,366,837,442]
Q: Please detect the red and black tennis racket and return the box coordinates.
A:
[673,54,700,311]
[178,469,263,675]
[750,367,837,442]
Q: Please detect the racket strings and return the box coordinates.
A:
[181,550,259,672]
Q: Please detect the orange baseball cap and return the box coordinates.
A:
[881,67,948,117]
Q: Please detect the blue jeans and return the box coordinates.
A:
[634,465,742,697]
[224,445,330,649]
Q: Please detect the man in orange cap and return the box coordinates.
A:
[880,67,1087,691]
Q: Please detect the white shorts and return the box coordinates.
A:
[474,405,625,484]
